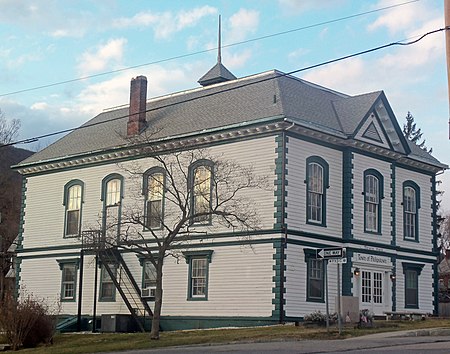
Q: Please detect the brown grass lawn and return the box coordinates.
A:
[1,318,449,353]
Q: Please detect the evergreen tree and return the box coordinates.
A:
[403,111,432,153]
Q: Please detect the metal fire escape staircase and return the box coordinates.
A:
[82,231,153,332]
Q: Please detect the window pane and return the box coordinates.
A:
[147,200,162,228]
[191,258,207,297]
[62,264,76,300]
[307,163,323,223]
[193,166,211,222]
[365,175,379,232]
[143,261,157,288]
[66,210,80,235]
[106,179,121,206]
[101,264,116,300]
[405,270,418,307]
[373,272,383,304]
[308,259,323,300]
[404,187,417,239]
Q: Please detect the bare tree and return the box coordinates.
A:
[440,213,450,256]
[85,147,268,339]
[0,110,20,145]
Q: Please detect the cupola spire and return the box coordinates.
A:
[198,15,236,87]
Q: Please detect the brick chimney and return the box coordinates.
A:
[127,75,147,136]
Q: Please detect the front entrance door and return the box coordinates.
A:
[361,270,385,314]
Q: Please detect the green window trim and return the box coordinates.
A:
[183,250,213,301]
[57,258,80,302]
[363,169,384,235]
[303,249,325,303]
[188,159,214,226]
[101,173,124,240]
[305,156,329,227]
[402,262,424,309]
[138,255,158,299]
[62,180,84,238]
[142,167,166,230]
[99,262,117,302]
[402,180,420,242]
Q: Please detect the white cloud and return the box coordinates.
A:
[113,6,217,39]
[31,102,49,110]
[77,38,127,76]
[227,9,259,43]
[277,0,346,14]
[367,0,439,34]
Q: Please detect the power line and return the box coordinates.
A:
[2,25,446,150]
[0,0,419,98]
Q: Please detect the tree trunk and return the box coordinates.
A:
[150,258,164,340]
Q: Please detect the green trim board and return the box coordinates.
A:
[15,177,28,299]
[391,256,396,311]
[342,149,353,240]
[272,239,285,321]
[273,134,287,230]
[390,163,396,246]
[342,248,353,296]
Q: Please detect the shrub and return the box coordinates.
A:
[304,310,338,324]
[0,294,57,350]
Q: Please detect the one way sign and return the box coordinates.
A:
[316,247,346,259]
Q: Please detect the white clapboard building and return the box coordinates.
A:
[14,58,447,331]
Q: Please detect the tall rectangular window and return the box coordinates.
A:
[63,180,84,238]
[183,250,213,300]
[146,172,164,228]
[102,175,123,240]
[307,258,324,301]
[307,163,323,223]
[100,263,116,301]
[191,163,213,224]
[405,270,418,308]
[57,259,79,302]
[142,261,157,298]
[364,170,383,234]
[361,271,372,303]
[191,258,207,297]
[403,182,420,241]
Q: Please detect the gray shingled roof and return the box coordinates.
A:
[19,70,445,169]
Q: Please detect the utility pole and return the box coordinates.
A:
[445,0,450,139]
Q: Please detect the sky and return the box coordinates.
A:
[0,0,449,213]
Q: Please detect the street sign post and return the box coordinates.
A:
[316,247,347,335]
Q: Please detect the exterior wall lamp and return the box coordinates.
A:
[353,268,360,276]
[390,273,396,281]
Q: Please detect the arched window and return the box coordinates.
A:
[143,167,165,229]
[363,169,384,234]
[189,160,213,224]
[101,174,124,238]
[63,180,84,237]
[403,181,420,241]
[305,156,329,226]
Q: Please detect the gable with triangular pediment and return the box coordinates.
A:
[354,112,390,149]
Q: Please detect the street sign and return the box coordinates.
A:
[328,258,347,264]
[316,247,346,259]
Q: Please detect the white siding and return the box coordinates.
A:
[395,262,434,314]
[352,153,392,244]
[284,243,338,318]
[21,136,277,250]
[20,242,275,317]
[286,138,343,237]
[395,168,433,251]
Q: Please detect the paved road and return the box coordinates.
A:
[102,329,450,354]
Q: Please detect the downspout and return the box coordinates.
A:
[279,121,295,324]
